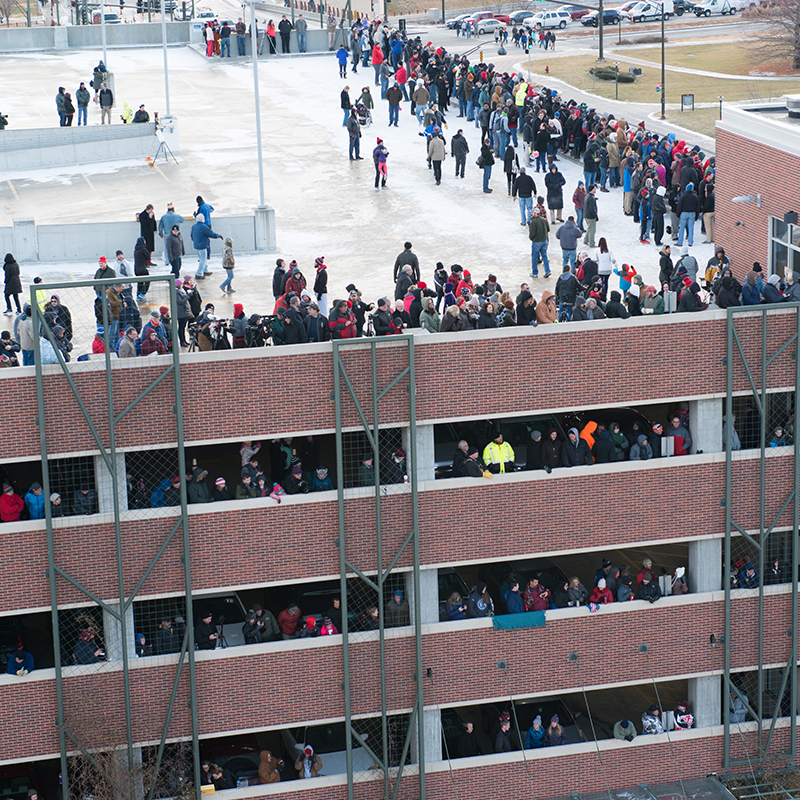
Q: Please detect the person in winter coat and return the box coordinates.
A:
[741,270,762,305]
[187,466,211,504]
[572,181,586,230]
[118,326,138,358]
[24,481,45,520]
[613,719,637,742]
[545,716,566,747]
[190,214,222,280]
[73,484,98,515]
[467,582,495,618]
[555,218,582,271]
[523,577,550,611]
[419,297,441,332]
[480,138,494,193]
[477,301,498,329]
[535,289,557,324]
[440,304,465,333]
[605,290,630,319]
[563,576,588,607]
[617,575,634,602]
[562,427,592,467]
[763,273,784,304]
[3,254,22,315]
[258,751,283,784]
[630,434,653,460]
[516,289,537,326]
[0,481,24,521]
[526,716,546,749]
[505,580,525,614]
[641,705,664,735]
[138,205,157,253]
[451,129,470,179]
[643,284,665,315]
[544,164,566,223]
[295,746,323,779]
[715,275,741,309]
[665,415,692,455]
[592,428,615,463]
[589,577,613,604]
[133,237,151,300]
[220,237,235,294]
[638,574,661,602]
[541,428,562,470]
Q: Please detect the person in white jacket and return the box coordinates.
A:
[596,237,618,294]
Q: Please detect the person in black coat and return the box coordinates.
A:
[3,253,22,314]
[715,275,741,309]
[408,288,423,328]
[272,260,288,300]
[605,290,630,319]
[658,246,674,287]
[526,430,550,473]
[133,237,151,299]
[372,298,392,335]
[541,428,562,470]
[678,281,703,313]
[516,290,536,326]
[458,722,481,758]
[562,427,592,467]
[138,205,158,254]
[194,611,219,650]
[592,428,615,463]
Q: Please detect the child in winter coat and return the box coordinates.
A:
[614,263,637,295]
[220,237,235,294]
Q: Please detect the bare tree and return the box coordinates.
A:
[0,0,15,26]
[751,0,800,69]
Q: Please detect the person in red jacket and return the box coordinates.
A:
[589,578,613,604]
[329,300,357,338]
[455,269,474,297]
[0,481,24,522]
[277,603,301,640]
[371,44,384,87]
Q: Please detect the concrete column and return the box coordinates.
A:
[689,538,722,593]
[53,26,68,49]
[12,220,37,262]
[689,398,723,454]
[689,674,721,729]
[411,708,442,764]
[402,424,435,484]
[103,602,136,663]
[94,452,127,513]
[112,746,144,800]
[254,206,277,252]
[406,568,438,626]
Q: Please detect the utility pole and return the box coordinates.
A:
[660,5,665,119]
[597,0,604,61]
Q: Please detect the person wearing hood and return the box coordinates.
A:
[187,466,211,504]
[741,270,762,305]
[553,265,579,321]
[678,280,703,313]
[763,273,784,304]
[585,297,606,320]
[229,302,248,348]
[51,324,73,362]
[3,254,21,316]
[651,185,667,245]
[562,427,592,467]
[409,288,424,328]
[676,182,700,246]
[295,745,323,779]
[46,295,73,339]
[467,582,495,618]
[220,237,235,294]
[630,434,653,460]
[572,295,588,321]
[419,297,441,332]
[740,561,760,588]
[386,589,410,626]
[605,290,630,319]
[191,214,222,280]
[535,289,557,324]
[24,481,45,520]
[73,628,104,664]
[714,270,740,309]
[544,163,566,223]
[769,426,787,448]
[722,414,741,451]
[784,270,800,302]
[516,290,537,326]
[592,427,615,463]
[258,751,283,784]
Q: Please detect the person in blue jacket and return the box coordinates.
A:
[24,481,46,520]
[505,579,525,614]
[191,213,222,280]
[525,716,546,749]
[741,270,762,306]
[336,44,349,78]
[7,648,34,676]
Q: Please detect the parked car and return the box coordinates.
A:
[438,567,471,621]
[465,10,511,24]
[446,12,473,27]
[673,0,696,13]
[526,9,572,27]
[558,3,592,18]
[581,8,622,24]
[476,17,504,33]
[509,8,536,22]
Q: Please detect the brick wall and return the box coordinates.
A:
[0,592,792,762]
[716,128,800,274]
[2,310,797,461]
[0,452,793,613]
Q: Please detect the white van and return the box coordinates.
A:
[526,9,572,27]
[624,0,674,20]
[692,0,741,15]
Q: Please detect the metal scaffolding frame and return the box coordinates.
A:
[723,303,800,768]
[333,335,425,800]
[31,275,201,800]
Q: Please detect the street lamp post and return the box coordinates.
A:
[660,5,665,119]
[101,0,108,66]
[161,0,170,116]
[597,0,604,61]
[250,2,266,208]
[614,61,619,100]
[718,95,724,119]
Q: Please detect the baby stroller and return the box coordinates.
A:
[356,101,372,127]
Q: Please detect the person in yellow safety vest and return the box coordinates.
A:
[482,432,515,474]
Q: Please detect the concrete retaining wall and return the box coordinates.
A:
[0,21,190,53]
[30,214,260,261]
[0,228,13,257]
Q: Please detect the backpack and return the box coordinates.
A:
[576,264,585,282]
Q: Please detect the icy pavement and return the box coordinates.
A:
[1,46,717,328]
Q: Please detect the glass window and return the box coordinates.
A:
[773,218,789,242]
[773,242,788,278]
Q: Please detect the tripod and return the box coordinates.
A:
[216,615,228,649]
[152,128,179,165]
